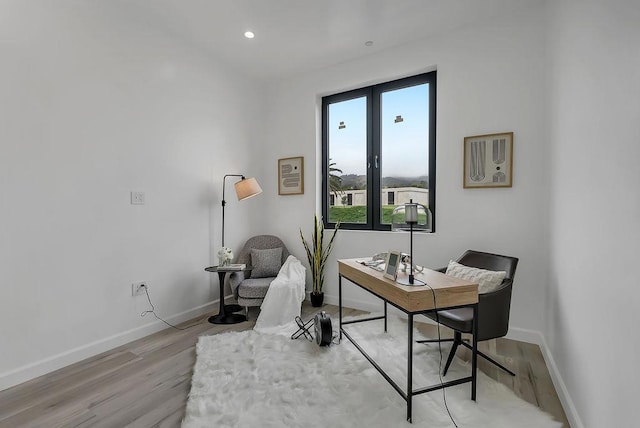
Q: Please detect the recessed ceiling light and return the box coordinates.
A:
[244,31,255,39]
[365,41,373,47]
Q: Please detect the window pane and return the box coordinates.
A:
[321,71,436,231]
[380,83,429,224]
[328,97,367,224]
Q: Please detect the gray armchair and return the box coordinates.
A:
[420,250,519,376]
[228,235,290,317]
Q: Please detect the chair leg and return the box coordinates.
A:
[416,338,454,344]
[245,306,249,320]
[443,332,462,376]
[477,349,516,376]
[460,342,516,376]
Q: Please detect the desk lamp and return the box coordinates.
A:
[391,199,432,285]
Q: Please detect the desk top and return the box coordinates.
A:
[338,258,478,312]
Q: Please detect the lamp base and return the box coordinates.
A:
[395,276,425,286]
[208,313,247,324]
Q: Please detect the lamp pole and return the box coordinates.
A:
[405,199,418,285]
[221,174,244,247]
[409,221,414,284]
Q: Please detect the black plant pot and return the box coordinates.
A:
[310,292,324,307]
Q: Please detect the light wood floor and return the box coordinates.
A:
[0,303,569,427]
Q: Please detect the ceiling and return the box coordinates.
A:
[121,0,532,81]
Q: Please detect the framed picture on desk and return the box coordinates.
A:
[384,251,400,280]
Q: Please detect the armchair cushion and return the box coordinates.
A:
[236,277,274,299]
[251,247,283,278]
[445,260,506,294]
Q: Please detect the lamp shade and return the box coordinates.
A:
[234,177,262,201]
[391,202,432,233]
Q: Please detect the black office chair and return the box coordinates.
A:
[420,250,519,376]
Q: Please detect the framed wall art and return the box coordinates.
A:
[278,156,304,195]
[463,132,513,188]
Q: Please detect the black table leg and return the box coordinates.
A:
[471,303,478,401]
[339,274,343,341]
[407,313,413,422]
[384,301,388,333]
[209,271,246,324]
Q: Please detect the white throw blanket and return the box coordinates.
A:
[253,255,306,335]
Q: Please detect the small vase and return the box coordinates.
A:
[310,291,324,307]
[219,257,230,267]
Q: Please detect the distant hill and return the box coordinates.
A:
[338,174,428,190]
[383,176,428,188]
[339,174,366,190]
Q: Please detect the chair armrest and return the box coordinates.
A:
[477,278,513,340]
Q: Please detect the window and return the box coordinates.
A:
[321,71,436,231]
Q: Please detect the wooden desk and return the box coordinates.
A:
[338,258,479,423]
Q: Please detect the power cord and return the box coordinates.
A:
[331,330,341,346]
[140,285,189,331]
[414,278,459,428]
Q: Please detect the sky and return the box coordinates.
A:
[328,83,429,178]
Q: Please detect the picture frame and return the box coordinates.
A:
[278,156,304,195]
[383,251,401,281]
[463,132,513,188]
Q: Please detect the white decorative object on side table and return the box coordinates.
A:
[217,247,233,267]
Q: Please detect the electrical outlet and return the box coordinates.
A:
[132,282,147,296]
[131,191,145,205]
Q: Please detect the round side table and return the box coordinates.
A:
[205,265,253,324]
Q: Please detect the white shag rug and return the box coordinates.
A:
[182,316,561,428]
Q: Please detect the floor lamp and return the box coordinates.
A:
[221,174,263,247]
[208,174,262,325]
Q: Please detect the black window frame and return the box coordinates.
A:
[321,71,437,231]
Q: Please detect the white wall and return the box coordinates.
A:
[0,1,263,389]
[261,3,550,335]
[547,1,640,427]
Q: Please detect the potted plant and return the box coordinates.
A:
[300,214,340,307]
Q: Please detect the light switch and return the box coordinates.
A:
[131,191,145,205]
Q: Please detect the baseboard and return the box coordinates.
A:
[505,325,545,345]
[0,300,217,392]
[536,334,584,428]
[504,326,582,428]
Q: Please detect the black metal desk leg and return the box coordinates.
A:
[471,303,478,401]
[407,313,413,422]
[339,274,343,341]
[384,302,388,333]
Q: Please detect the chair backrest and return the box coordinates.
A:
[457,250,518,280]
[456,250,519,341]
[236,235,290,278]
